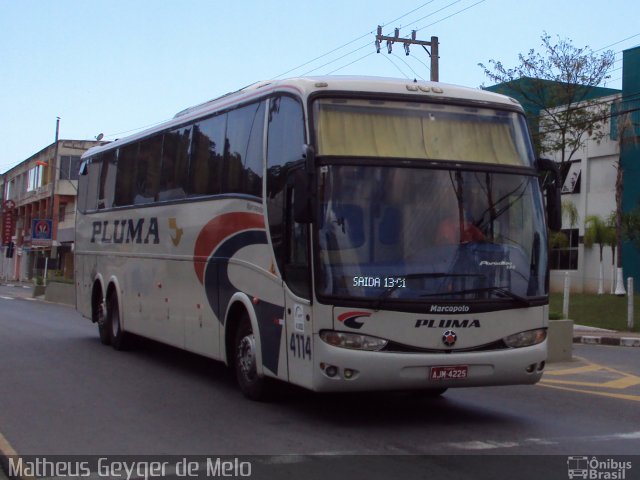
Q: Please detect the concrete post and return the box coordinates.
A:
[563,271,570,319]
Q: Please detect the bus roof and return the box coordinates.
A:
[82,76,523,159]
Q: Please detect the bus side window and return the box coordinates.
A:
[159,126,191,201]
[79,158,101,212]
[266,95,306,279]
[134,136,162,204]
[114,142,138,206]
[189,115,225,197]
[98,150,117,209]
[226,101,266,197]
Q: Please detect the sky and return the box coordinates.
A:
[1,0,639,173]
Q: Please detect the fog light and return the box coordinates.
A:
[325,365,338,378]
[526,363,536,373]
[343,368,355,379]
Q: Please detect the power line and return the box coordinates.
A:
[280,0,487,79]
[414,0,485,34]
[326,52,376,75]
[594,32,640,53]
[272,0,440,79]
[381,54,412,79]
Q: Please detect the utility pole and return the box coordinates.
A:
[48,116,60,264]
[375,26,439,82]
[49,116,60,219]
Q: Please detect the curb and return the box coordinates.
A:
[573,335,640,347]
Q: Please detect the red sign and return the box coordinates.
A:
[2,200,16,245]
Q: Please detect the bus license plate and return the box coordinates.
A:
[430,366,468,380]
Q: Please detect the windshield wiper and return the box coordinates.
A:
[422,286,533,307]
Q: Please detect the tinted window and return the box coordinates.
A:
[78,157,101,212]
[266,95,305,277]
[135,136,162,204]
[114,143,138,206]
[98,150,117,209]
[189,115,225,196]
[226,101,265,197]
[159,126,191,201]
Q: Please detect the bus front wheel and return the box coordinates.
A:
[234,314,270,400]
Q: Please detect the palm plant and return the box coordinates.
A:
[584,215,614,294]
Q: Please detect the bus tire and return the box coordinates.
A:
[107,293,128,351]
[413,388,448,398]
[92,284,110,346]
[96,299,110,346]
[234,314,270,401]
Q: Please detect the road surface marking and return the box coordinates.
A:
[539,357,640,401]
[538,383,640,402]
[446,431,640,451]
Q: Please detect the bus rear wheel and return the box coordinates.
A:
[234,314,270,401]
[107,294,128,351]
[96,299,110,346]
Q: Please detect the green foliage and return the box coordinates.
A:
[549,292,640,332]
[479,32,615,161]
[562,199,579,228]
[549,230,569,249]
[584,214,615,262]
[622,205,640,250]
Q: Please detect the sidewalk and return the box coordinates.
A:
[0,281,38,300]
[573,324,640,347]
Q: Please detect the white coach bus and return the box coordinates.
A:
[75,76,561,399]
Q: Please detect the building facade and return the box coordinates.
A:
[487,46,640,293]
[1,139,107,282]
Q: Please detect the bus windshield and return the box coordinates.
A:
[314,98,535,166]
[316,165,548,304]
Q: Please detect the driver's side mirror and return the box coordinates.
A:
[536,158,562,231]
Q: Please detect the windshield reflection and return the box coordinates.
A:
[317,165,548,304]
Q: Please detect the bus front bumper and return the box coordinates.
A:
[312,338,547,392]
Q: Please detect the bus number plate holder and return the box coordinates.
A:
[430,365,468,380]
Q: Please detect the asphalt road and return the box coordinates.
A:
[1,286,639,479]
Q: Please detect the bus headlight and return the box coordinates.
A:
[320,331,388,351]
[503,328,547,348]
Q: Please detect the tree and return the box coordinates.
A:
[606,211,618,294]
[622,205,640,250]
[479,32,615,162]
[548,200,578,268]
[611,100,640,295]
[584,215,615,294]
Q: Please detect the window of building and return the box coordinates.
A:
[560,160,581,194]
[59,156,82,180]
[27,165,44,192]
[550,228,579,270]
